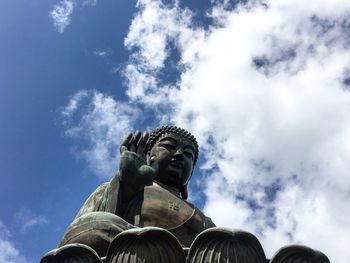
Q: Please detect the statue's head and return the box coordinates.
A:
[145,126,199,200]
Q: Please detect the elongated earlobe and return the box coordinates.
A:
[147,155,156,165]
[180,185,188,200]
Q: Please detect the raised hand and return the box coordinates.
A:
[120,130,149,159]
[119,131,155,190]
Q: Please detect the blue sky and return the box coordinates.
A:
[0,0,137,261]
[2,0,350,262]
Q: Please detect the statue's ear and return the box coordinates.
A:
[180,185,188,200]
[147,155,156,166]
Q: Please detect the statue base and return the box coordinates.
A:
[41,227,330,263]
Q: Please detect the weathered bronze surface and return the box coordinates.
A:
[58,126,215,256]
[41,126,330,263]
[269,245,330,263]
[106,227,187,263]
[187,228,267,263]
[41,243,102,263]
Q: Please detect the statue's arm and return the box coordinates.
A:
[73,131,155,219]
[205,216,216,228]
[194,205,216,229]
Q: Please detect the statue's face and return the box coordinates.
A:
[148,133,195,189]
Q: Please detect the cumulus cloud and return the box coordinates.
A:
[0,221,30,263]
[123,0,205,107]
[13,209,48,234]
[61,90,140,179]
[120,0,350,261]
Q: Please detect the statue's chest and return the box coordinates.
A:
[123,185,207,247]
[123,186,206,246]
[138,185,194,229]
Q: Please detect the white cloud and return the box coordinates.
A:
[61,90,88,119]
[62,90,140,179]
[123,0,205,106]
[121,0,350,262]
[50,0,75,33]
[0,221,30,263]
[13,209,48,234]
[50,0,99,33]
[93,50,111,57]
[82,0,98,6]
[59,0,350,261]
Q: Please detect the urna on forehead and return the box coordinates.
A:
[146,125,199,165]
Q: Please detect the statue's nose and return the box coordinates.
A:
[173,148,185,160]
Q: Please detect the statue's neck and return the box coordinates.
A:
[154,181,180,196]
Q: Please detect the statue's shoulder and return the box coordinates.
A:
[75,181,113,218]
[86,182,110,202]
[93,182,110,194]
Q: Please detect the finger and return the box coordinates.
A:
[120,145,128,154]
[137,131,149,155]
[120,132,133,153]
[129,130,141,153]
[134,130,142,145]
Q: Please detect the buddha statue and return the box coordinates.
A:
[42,126,330,263]
[58,126,215,257]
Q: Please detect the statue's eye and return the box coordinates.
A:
[184,151,194,159]
[160,143,176,150]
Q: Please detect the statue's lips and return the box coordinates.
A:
[169,160,184,169]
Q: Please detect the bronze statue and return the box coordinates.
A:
[58,126,214,255]
[41,126,330,263]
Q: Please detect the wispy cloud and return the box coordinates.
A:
[50,0,99,33]
[82,0,98,6]
[61,90,140,179]
[14,209,48,234]
[0,220,30,263]
[111,66,120,74]
[93,50,111,57]
[50,0,75,33]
